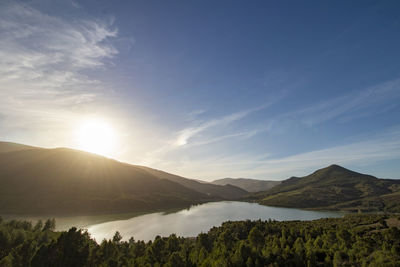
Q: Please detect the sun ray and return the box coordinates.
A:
[76,118,116,157]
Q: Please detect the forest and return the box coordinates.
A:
[0,214,399,267]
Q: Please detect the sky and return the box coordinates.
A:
[1,0,400,181]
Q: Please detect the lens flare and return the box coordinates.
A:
[76,119,116,157]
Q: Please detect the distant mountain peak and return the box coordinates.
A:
[326,164,347,170]
[311,164,354,177]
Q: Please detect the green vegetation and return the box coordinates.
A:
[252,165,400,212]
[0,142,247,215]
[211,178,280,193]
[1,214,400,266]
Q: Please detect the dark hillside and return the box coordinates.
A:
[0,147,210,215]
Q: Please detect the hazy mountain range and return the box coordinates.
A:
[212,178,280,192]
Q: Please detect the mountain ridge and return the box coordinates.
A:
[254,164,400,212]
[0,142,247,215]
[0,141,39,153]
[134,166,249,199]
[211,177,280,192]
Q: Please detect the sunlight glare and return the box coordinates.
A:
[76,119,116,157]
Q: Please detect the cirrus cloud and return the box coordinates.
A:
[0,1,119,145]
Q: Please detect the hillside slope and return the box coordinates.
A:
[0,146,215,215]
[137,166,248,199]
[0,141,37,153]
[212,177,280,192]
[255,165,400,211]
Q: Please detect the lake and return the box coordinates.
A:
[2,201,342,242]
[86,201,342,242]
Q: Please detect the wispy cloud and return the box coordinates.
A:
[155,126,400,180]
[137,103,276,167]
[0,1,118,144]
[175,102,278,147]
[185,109,208,121]
[174,113,242,147]
[256,78,400,139]
[183,129,262,148]
[288,79,400,127]
[0,2,117,85]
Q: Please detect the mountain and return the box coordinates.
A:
[136,167,248,199]
[0,142,246,215]
[254,164,400,212]
[211,178,280,192]
[0,141,37,153]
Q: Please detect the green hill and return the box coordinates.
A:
[211,177,280,192]
[255,165,400,212]
[0,142,245,215]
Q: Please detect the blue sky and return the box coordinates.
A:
[1,0,400,180]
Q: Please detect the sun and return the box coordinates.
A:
[76,119,117,157]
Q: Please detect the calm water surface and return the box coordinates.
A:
[87,201,342,242]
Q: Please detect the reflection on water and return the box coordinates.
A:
[87,201,342,242]
[1,211,148,231]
